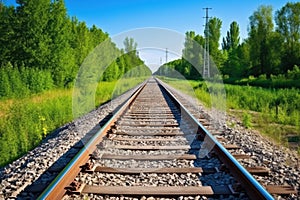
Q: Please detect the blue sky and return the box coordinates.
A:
[5,0,289,39]
[5,0,291,71]
[61,0,288,38]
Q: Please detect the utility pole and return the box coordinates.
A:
[165,48,168,63]
[203,8,212,78]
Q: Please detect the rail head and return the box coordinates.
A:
[155,77,274,200]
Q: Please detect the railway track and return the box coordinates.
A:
[37,78,296,199]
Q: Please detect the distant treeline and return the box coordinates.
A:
[0,0,151,98]
[155,3,300,86]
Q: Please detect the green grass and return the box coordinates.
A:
[0,77,149,167]
[158,76,300,150]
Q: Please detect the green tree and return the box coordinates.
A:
[102,61,119,81]
[222,21,243,78]
[275,2,300,73]
[248,5,274,78]
[123,37,137,53]
[208,17,225,69]
[0,5,15,65]
[182,31,195,78]
[14,0,52,68]
[0,67,12,97]
[222,21,240,51]
[89,25,108,48]
[181,31,204,79]
[70,19,91,68]
[237,40,251,77]
[47,0,75,87]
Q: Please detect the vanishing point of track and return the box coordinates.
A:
[38,78,286,200]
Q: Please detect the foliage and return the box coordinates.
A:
[275,2,300,73]
[156,2,300,84]
[123,37,137,53]
[222,21,246,78]
[0,90,72,166]
[0,1,152,166]
[242,112,252,128]
[0,1,151,97]
[287,65,300,80]
[248,5,275,78]
[0,77,149,167]
[223,73,300,89]
[159,77,300,147]
[101,42,151,82]
[208,17,224,69]
[222,21,240,51]
[0,64,53,98]
[160,77,300,127]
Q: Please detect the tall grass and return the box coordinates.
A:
[0,77,149,167]
[224,85,300,127]
[0,90,72,166]
[159,76,300,146]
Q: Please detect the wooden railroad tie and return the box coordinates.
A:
[85,166,203,174]
[245,167,270,176]
[101,145,190,150]
[116,124,179,128]
[193,144,240,150]
[265,185,298,195]
[99,154,197,160]
[81,185,214,196]
[111,137,187,142]
[127,111,179,115]
[124,114,177,118]
[118,118,177,122]
[67,183,243,196]
[232,154,251,159]
[115,131,184,136]
[118,126,181,130]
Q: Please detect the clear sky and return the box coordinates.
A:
[5,0,291,72]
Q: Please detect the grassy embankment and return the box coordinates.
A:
[158,76,300,153]
[0,77,148,167]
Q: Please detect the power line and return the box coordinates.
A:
[203,7,212,78]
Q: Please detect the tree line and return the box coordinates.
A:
[156,2,300,83]
[0,0,151,98]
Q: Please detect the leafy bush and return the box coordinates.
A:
[0,64,54,99]
[242,112,252,128]
[287,65,300,80]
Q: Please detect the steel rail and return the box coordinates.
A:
[156,78,274,200]
[37,81,147,200]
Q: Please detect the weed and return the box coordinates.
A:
[242,112,252,128]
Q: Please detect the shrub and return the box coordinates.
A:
[242,112,252,128]
[287,65,300,80]
[0,64,54,99]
